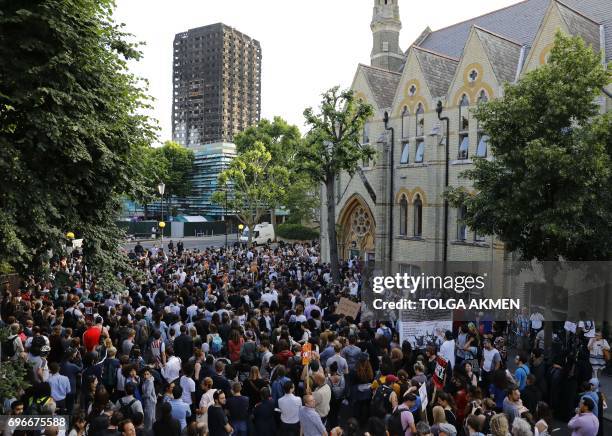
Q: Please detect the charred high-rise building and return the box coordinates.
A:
[172,23,261,147]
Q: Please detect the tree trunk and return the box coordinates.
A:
[271,208,276,228]
[326,176,340,283]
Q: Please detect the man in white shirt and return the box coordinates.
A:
[161,348,182,383]
[47,362,71,413]
[439,331,456,369]
[278,381,302,436]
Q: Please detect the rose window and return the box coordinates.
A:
[351,206,371,237]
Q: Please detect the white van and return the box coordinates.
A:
[239,222,275,245]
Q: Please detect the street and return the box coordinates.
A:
[123,234,240,252]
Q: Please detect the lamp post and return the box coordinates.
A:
[436,100,450,264]
[224,188,228,249]
[158,182,166,248]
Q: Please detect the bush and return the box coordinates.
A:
[277,224,319,241]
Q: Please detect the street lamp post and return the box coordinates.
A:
[224,188,228,250]
[238,224,244,246]
[158,182,166,248]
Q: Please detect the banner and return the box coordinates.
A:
[398,320,452,350]
[433,356,448,389]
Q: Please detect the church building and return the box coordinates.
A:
[320,0,612,269]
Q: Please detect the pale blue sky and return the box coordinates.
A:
[113,0,521,142]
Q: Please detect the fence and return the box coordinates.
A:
[116,221,226,239]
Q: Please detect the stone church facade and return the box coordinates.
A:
[321,0,612,268]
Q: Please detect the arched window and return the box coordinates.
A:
[415,103,425,137]
[400,142,410,164]
[457,205,467,241]
[478,89,488,103]
[476,90,489,158]
[458,94,470,159]
[399,195,408,236]
[413,194,423,237]
[362,123,369,144]
[401,106,409,139]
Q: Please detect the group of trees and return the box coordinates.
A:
[0,0,608,290]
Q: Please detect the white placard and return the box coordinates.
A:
[419,382,428,411]
[399,320,452,350]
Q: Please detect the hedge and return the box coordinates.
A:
[276,224,319,241]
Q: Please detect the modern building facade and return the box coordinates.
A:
[172,23,261,147]
[321,0,612,265]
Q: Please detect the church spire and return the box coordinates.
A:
[371,0,404,72]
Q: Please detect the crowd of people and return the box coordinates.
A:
[0,240,610,436]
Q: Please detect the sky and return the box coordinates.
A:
[113,0,523,143]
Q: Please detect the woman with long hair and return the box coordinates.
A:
[67,412,87,436]
[80,374,98,413]
[242,366,268,409]
[436,391,458,427]
[351,353,374,427]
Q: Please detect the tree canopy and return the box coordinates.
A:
[299,87,374,281]
[0,0,155,284]
[447,32,611,261]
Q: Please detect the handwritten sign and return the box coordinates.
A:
[335,297,361,319]
[419,382,428,411]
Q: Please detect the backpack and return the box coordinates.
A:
[370,384,393,418]
[102,358,118,388]
[2,335,18,360]
[211,335,223,354]
[119,398,137,421]
[26,396,50,415]
[388,407,411,436]
[63,308,78,329]
[136,321,150,346]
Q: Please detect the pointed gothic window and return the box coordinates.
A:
[458,94,470,159]
[416,103,425,137]
[399,195,408,236]
[413,194,423,237]
[401,106,409,139]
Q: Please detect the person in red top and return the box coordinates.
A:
[451,374,469,426]
[83,316,106,352]
[227,329,244,363]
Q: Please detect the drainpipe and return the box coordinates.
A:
[436,101,450,263]
[383,111,395,262]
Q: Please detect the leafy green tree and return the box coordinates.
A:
[234,117,317,225]
[299,87,374,282]
[0,0,155,284]
[446,33,611,261]
[157,141,194,219]
[0,327,31,400]
[445,33,611,347]
[212,142,290,245]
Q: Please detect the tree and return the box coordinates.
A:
[157,141,194,219]
[445,33,611,348]
[0,0,155,285]
[234,117,317,225]
[299,87,374,282]
[446,33,611,261]
[212,142,290,245]
[0,327,31,400]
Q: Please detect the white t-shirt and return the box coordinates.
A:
[530,313,544,330]
[482,347,501,372]
[180,375,196,405]
[439,340,456,369]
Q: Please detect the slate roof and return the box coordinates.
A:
[557,1,601,53]
[474,27,523,85]
[413,47,459,98]
[359,64,402,109]
[416,0,551,59]
[415,0,612,63]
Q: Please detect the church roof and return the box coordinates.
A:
[416,0,612,62]
[360,64,402,109]
[413,47,459,99]
[556,1,601,52]
[474,27,523,85]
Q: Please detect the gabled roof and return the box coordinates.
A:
[474,27,523,85]
[359,64,402,109]
[562,0,612,61]
[556,1,601,52]
[417,0,550,59]
[413,47,459,98]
